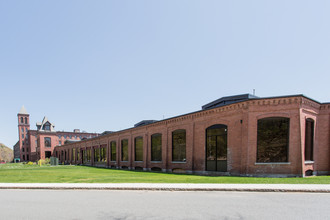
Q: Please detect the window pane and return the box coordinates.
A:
[111,141,116,161]
[100,147,106,162]
[151,134,162,161]
[86,149,91,162]
[94,148,100,162]
[305,119,314,161]
[172,130,186,162]
[44,123,50,131]
[44,137,51,147]
[134,137,143,161]
[121,139,128,161]
[257,117,289,163]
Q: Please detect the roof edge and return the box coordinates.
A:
[54,94,323,148]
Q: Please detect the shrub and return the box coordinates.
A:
[38,159,45,165]
[45,158,50,164]
[37,158,51,166]
[27,161,33,165]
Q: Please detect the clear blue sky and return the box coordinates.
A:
[1,1,330,148]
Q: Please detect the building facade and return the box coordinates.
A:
[16,106,99,162]
[51,94,330,177]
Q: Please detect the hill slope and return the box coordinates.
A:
[0,143,14,163]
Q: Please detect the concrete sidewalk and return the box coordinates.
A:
[0,183,329,192]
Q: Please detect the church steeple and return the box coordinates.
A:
[19,105,28,115]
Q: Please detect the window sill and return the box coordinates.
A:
[255,162,291,165]
[304,161,314,164]
[151,161,162,163]
[172,161,186,164]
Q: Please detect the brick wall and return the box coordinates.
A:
[54,96,330,177]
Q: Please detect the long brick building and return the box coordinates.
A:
[36,94,330,176]
[14,106,99,162]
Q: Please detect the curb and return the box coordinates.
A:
[0,187,329,193]
[0,183,329,193]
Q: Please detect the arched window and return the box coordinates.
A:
[110,141,116,161]
[20,117,23,123]
[87,149,91,162]
[257,117,290,163]
[134,136,143,161]
[151,133,162,161]
[24,117,27,124]
[121,139,129,161]
[100,146,106,162]
[94,148,100,162]
[172,129,186,162]
[82,149,86,162]
[305,118,314,161]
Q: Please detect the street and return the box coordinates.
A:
[0,190,329,219]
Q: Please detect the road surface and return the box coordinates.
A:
[0,190,329,219]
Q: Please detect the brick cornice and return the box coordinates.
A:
[54,95,316,149]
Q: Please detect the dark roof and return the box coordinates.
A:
[134,120,158,127]
[101,131,114,136]
[64,140,81,144]
[202,94,259,110]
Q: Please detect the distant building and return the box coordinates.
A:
[13,141,20,162]
[15,106,99,161]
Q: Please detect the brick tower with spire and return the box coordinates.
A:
[15,106,99,162]
[17,106,30,161]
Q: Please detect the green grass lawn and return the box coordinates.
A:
[0,163,329,184]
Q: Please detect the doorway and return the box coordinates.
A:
[206,124,227,172]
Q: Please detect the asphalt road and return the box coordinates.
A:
[0,190,329,220]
